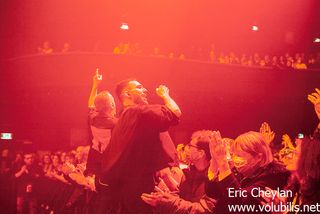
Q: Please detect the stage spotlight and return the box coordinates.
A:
[120,23,129,30]
[252,25,259,31]
[314,38,320,43]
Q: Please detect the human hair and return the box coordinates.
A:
[115,78,137,101]
[297,137,320,182]
[94,90,114,113]
[191,130,213,161]
[232,131,273,168]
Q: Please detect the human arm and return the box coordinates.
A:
[209,131,231,181]
[307,88,320,137]
[156,85,181,118]
[88,69,102,108]
[14,165,28,178]
[281,134,295,150]
[141,191,216,214]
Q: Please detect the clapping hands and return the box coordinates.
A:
[260,122,275,145]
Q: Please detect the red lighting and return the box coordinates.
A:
[314,38,320,43]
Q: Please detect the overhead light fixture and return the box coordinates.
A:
[251,25,259,31]
[120,23,129,30]
[314,38,320,43]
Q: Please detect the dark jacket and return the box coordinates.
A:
[206,161,290,214]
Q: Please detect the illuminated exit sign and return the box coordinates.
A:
[1,133,13,140]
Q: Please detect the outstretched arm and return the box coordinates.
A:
[307,88,320,128]
[88,69,102,108]
[156,85,181,118]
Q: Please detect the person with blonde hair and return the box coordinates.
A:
[206,131,290,213]
[86,70,118,176]
[231,131,273,176]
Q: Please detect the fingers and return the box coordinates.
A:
[141,194,154,205]
[260,122,270,133]
[308,88,320,105]
[265,123,271,133]
[308,95,317,104]
[154,186,165,193]
[141,192,162,206]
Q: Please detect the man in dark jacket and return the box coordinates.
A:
[101,79,181,213]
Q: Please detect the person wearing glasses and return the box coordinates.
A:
[141,130,217,213]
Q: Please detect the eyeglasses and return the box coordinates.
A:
[187,144,200,150]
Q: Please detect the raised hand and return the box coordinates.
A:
[308,88,320,120]
[93,69,103,86]
[281,134,295,150]
[21,165,29,174]
[209,131,230,169]
[156,85,170,99]
[259,122,275,145]
[156,85,182,117]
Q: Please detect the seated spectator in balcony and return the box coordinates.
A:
[151,47,165,58]
[38,41,53,55]
[131,42,143,56]
[218,53,226,64]
[229,52,240,64]
[61,42,70,53]
[271,56,281,69]
[279,55,287,69]
[209,50,216,62]
[178,53,186,60]
[263,55,271,67]
[293,57,307,69]
[113,42,124,55]
[168,52,175,59]
[307,54,317,69]
[253,53,261,66]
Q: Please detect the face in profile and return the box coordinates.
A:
[107,94,116,117]
[185,143,201,164]
[126,81,148,105]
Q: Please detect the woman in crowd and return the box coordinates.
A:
[207,131,290,213]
